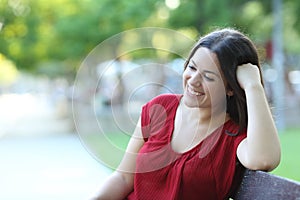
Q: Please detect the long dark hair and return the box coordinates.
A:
[184,28,263,132]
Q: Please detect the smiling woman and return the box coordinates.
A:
[182,47,226,111]
[92,28,281,200]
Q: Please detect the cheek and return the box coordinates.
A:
[206,83,226,100]
[182,70,189,86]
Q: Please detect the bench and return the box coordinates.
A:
[234,169,300,199]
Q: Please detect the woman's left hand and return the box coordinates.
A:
[236,63,262,90]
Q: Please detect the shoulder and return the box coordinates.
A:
[140,93,181,141]
[142,93,181,118]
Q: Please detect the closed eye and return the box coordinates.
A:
[188,65,197,71]
[203,73,215,81]
[188,60,220,81]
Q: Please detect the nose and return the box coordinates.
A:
[189,72,202,87]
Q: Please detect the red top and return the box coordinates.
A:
[126,94,247,200]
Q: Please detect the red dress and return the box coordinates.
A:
[126,94,247,200]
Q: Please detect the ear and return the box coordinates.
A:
[227,90,234,96]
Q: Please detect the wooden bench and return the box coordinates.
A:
[234,169,300,199]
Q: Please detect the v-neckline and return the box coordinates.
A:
[169,95,231,155]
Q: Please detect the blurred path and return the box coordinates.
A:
[0,93,73,137]
[0,135,112,200]
[0,93,112,200]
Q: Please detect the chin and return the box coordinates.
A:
[182,96,200,108]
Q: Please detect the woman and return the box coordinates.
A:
[92,28,281,199]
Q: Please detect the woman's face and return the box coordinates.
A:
[182,47,228,113]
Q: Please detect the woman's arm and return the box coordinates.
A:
[90,171,133,200]
[236,63,281,171]
[91,118,145,200]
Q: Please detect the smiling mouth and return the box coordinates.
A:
[187,86,203,96]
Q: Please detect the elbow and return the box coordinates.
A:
[265,146,282,171]
[238,138,282,172]
[251,159,280,172]
[267,154,281,172]
[246,153,281,172]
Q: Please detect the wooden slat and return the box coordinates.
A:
[234,169,300,200]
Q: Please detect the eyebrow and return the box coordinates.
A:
[191,60,220,77]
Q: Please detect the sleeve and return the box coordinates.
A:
[140,94,168,142]
[141,102,151,142]
[140,94,180,142]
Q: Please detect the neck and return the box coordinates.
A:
[180,101,229,126]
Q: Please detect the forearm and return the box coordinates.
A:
[91,118,143,199]
[90,171,133,200]
[241,84,281,170]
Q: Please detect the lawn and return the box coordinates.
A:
[83,131,131,170]
[87,127,300,181]
[271,128,300,181]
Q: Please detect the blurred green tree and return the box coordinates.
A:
[0,0,157,78]
[0,0,299,78]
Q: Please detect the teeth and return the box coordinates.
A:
[188,86,202,96]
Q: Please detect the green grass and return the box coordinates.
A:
[83,132,131,170]
[271,128,300,181]
[87,128,300,181]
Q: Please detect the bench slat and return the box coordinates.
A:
[234,169,300,200]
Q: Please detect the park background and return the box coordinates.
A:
[0,0,300,199]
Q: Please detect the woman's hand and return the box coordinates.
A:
[236,63,262,90]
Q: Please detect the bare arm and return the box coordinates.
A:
[236,63,281,171]
[91,118,145,200]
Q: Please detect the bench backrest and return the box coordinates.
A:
[234,169,300,200]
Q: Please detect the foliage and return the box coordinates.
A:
[0,0,157,77]
[0,54,19,86]
[0,0,300,78]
